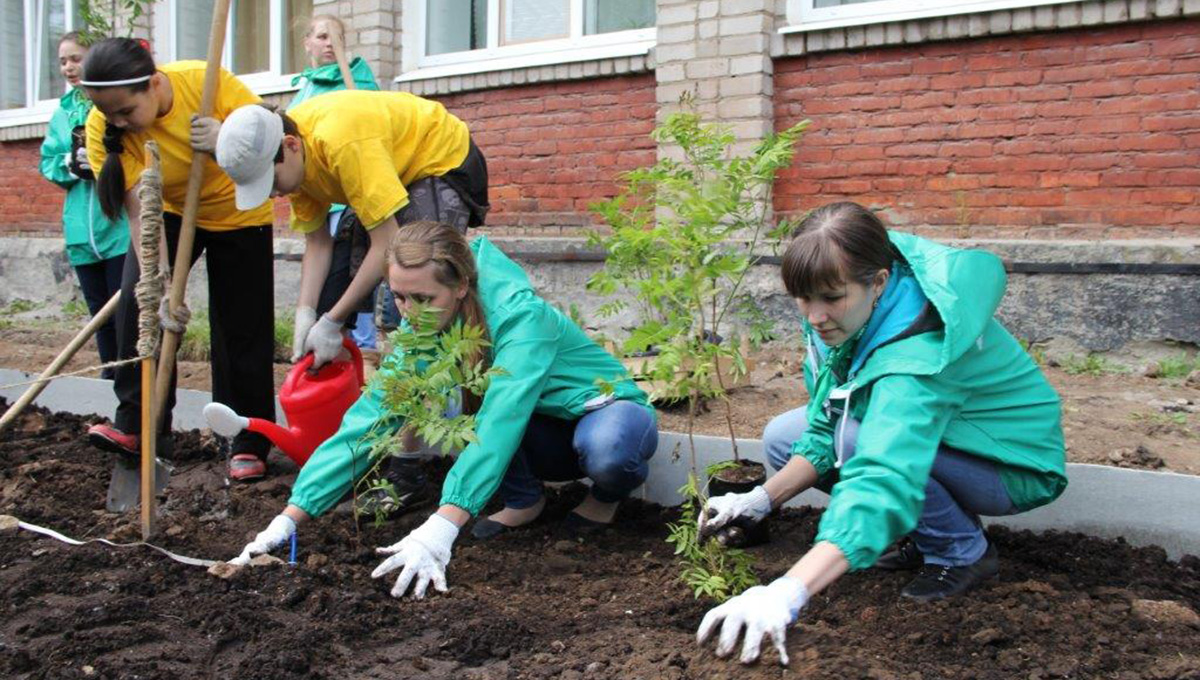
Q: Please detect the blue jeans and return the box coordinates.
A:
[763,406,1017,567]
[498,400,659,509]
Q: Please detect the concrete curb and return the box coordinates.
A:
[4,370,1198,559]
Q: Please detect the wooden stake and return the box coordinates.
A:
[153,0,233,425]
[0,291,120,433]
[140,354,157,539]
[330,27,356,91]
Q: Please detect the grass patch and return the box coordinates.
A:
[178,309,211,362]
[1154,353,1200,381]
[61,298,89,319]
[177,309,295,363]
[2,298,38,315]
[1061,353,1125,377]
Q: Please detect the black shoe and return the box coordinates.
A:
[357,459,431,521]
[900,541,999,601]
[470,517,514,540]
[876,537,924,571]
[563,511,611,538]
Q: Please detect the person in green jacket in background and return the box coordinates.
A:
[230,221,659,599]
[696,202,1066,666]
[288,13,381,355]
[38,31,129,379]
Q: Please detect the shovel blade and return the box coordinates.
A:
[105,456,172,513]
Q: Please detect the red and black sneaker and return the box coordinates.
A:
[86,423,139,459]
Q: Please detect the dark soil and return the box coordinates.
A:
[1,404,1198,680]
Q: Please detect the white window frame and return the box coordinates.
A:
[166,0,301,95]
[783,0,1080,33]
[0,0,81,127]
[397,0,655,83]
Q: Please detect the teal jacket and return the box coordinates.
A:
[287,58,380,216]
[793,232,1066,571]
[38,88,129,266]
[289,236,651,517]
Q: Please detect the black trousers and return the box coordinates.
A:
[73,254,125,378]
[112,213,276,457]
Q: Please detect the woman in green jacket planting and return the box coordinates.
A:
[38,32,129,378]
[231,221,658,598]
[696,202,1066,666]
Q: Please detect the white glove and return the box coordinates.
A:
[699,485,772,539]
[230,514,296,566]
[696,576,809,666]
[303,313,344,368]
[189,114,221,153]
[371,514,459,599]
[158,297,191,334]
[74,146,91,172]
[291,306,317,362]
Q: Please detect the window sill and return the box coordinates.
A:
[395,39,655,96]
[777,0,1200,54]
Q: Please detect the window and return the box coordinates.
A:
[411,0,656,78]
[2,0,79,113]
[170,0,311,90]
[785,0,1079,32]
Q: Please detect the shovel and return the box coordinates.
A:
[107,453,173,513]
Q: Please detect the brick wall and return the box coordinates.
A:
[0,140,64,234]
[429,73,658,236]
[774,20,1200,238]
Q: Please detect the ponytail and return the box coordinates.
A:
[82,38,156,221]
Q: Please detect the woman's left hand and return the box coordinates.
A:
[696,576,809,666]
[189,114,221,153]
[371,514,459,599]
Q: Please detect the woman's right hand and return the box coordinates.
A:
[698,485,772,540]
[230,514,296,565]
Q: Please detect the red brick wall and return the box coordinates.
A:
[429,73,657,236]
[775,20,1200,238]
[0,140,63,234]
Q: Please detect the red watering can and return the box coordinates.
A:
[203,336,365,466]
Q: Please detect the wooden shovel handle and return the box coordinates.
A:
[153,0,233,425]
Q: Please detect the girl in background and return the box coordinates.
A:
[38,32,129,379]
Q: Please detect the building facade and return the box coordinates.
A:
[1,0,1198,239]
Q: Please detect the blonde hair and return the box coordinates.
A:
[305,14,345,38]
[388,221,490,415]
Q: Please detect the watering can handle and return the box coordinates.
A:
[288,335,366,387]
[343,336,365,387]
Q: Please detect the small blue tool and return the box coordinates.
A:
[288,532,297,565]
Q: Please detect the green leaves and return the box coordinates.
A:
[665,473,759,603]
[353,302,504,524]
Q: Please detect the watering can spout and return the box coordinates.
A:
[245,418,306,466]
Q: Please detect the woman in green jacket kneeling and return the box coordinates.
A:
[697,202,1066,665]
[231,221,658,598]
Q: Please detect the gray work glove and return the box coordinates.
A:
[291,306,318,362]
[698,485,772,541]
[302,313,344,369]
[190,114,221,153]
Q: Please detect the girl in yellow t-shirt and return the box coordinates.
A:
[80,37,277,482]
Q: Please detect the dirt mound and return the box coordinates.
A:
[1,405,1198,679]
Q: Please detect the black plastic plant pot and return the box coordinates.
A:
[707,460,769,548]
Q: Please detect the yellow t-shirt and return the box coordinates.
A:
[285,90,470,231]
[86,61,275,230]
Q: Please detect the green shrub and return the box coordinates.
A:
[1154,353,1200,381]
[1062,353,1124,377]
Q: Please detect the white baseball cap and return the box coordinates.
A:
[215,105,284,210]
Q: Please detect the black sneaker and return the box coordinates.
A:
[357,458,432,521]
[876,537,924,571]
[900,541,999,601]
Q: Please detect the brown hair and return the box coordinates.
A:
[388,221,490,415]
[781,202,899,299]
[59,31,83,47]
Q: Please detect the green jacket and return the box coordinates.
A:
[793,232,1066,571]
[289,236,650,517]
[38,88,129,266]
[287,57,380,216]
